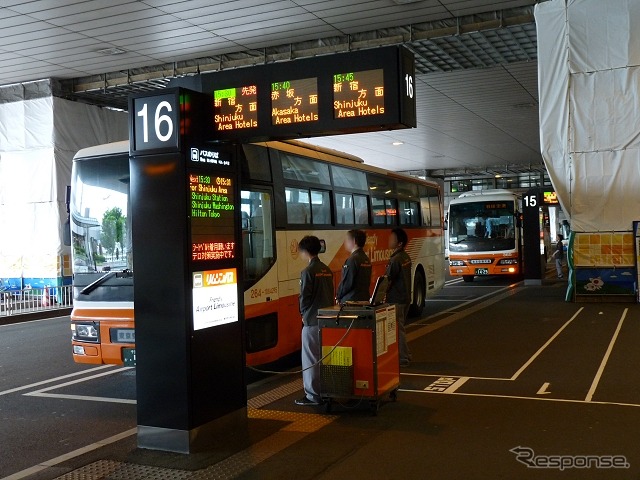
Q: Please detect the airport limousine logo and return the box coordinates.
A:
[510,446,630,471]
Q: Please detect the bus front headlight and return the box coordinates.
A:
[74,323,99,342]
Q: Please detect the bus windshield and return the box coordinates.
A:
[449,200,515,253]
[71,156,132,274]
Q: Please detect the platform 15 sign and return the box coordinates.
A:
[131,93,180,153]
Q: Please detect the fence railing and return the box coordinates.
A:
[1,285,73,316]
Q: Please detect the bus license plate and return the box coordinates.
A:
[475,268,489,275]
[123,348,136,366]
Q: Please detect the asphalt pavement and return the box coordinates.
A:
[6,275,638,479]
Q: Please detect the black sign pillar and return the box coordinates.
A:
[128,88,246,453]
[522,188,544,285]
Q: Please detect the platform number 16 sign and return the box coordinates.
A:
[131,94,179,153]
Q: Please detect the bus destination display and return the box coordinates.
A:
[214,85,258,131]
[333,69,384,119]
[271,77,318,125]
[189,173,236,262]
[193,45,416,140]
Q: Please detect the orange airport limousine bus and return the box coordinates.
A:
[70,140,445,366]
[447,190,521,282]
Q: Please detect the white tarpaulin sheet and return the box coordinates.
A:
[0,86,127,281]
[536,0,640,232]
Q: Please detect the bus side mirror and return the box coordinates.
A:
[443,213,449,231]
[515,211,522,228]
[62,218,71,246]
[63,185,72,246]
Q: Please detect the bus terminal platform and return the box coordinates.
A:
[16,280,640,480]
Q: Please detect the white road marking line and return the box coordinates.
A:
[0,314,70,327]
[444,377,469,393]
[457,285,517,288]
[408,282,520,332]
[0,428,137,480]
[536,382,551,395]
[423,299,469,302]
[585,308,628,402]
[401,372,512,381]
[510,307,584,380]
[0,365,114,397]
[24,367,131,395]
[399,388,640,408]
[26,392,137,404]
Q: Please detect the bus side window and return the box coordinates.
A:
[420,197,432,227]
[429,188,442,227]
[354,195,369,225]
[419,186,441,228]
[372,197,386,225]
[241,190,275,285]
[399,200,419,226]
[385,198,398,226]
[311,190,331,225]
[335,193,355,225]
[285,187,310,224]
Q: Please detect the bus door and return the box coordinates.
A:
[241,188,279,355]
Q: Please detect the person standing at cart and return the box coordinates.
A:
[554,234,565,279]
[386,228,413,367]
[336,229,372,304]
[295,236,334,406]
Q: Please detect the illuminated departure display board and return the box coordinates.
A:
[543,191,559,204]
[189,173,236,262]
[180,45,416,141]
[271,78,318,125]
[214,85,258,131]
[333,69,384,119]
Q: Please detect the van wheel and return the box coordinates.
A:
[409,271,426,317]
[463,275,474,283]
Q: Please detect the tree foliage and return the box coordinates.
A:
[101,207,125,255]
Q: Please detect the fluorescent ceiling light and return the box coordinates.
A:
[392,141,404,146]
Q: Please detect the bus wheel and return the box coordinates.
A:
[462,275,474,283]
[409,271,426,317]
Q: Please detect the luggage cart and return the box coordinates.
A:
[317,304,399,414]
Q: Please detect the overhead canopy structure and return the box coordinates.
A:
[0,1,544,173]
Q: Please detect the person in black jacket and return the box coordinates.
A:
[385,228,413,367]
[554,234,564,278]
[336,229,372,304]
[295,236,334,406]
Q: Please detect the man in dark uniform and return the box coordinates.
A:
[295,236,334,406]
[385,228,413,367]
[336,229,372,304]
[555,234,564,278]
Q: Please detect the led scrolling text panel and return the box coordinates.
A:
[190,173,236,262]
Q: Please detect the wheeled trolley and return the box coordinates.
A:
[317,304,399,414]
